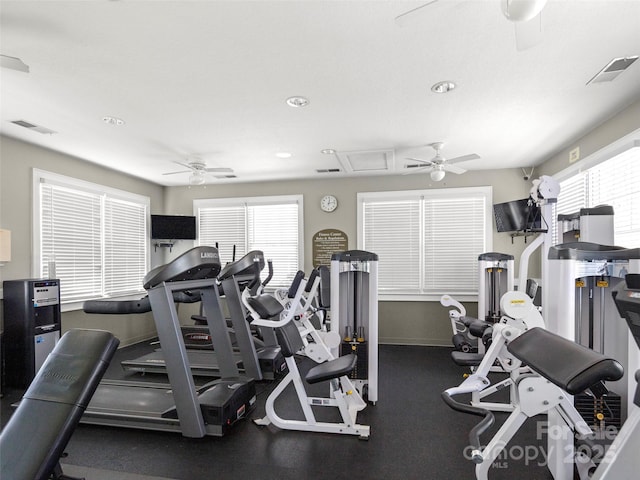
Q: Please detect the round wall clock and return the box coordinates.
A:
[320,195,338,212]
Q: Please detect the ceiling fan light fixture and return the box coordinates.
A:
[189,172,206,186]
[430,168,446,182]
[431,81,456,94]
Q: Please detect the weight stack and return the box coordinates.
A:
[575,392,622,430]
[341,341,368,380]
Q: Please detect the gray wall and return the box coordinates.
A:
[0,136,165,346]
[538,99,640,178]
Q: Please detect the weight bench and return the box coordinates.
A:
[0,329,119,480]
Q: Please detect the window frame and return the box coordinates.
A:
[552,134,640,247]
[32,169,150,311]
[357,186,493,302]
[193,194,304,289]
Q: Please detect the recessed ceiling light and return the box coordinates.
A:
[286,96,310,108]
[431,81,456,94]
[321,149,336,155]
[102,115,125,126]
[275,152,292,159]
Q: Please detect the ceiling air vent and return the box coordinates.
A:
[11,120,57,135]
[336,149,395,174]
[316,168,341,173]
[587,56,639,85]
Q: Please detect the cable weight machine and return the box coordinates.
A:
[330,250,378,404]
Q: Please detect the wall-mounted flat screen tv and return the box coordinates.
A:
[151,215,197,240]
[493,198,542,233]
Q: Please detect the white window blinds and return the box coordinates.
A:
[359,187,492,299]
[41,183,103,302]
[555,145,640,248]
[195,196,303,289]
[104,197,149,296]
[35,170,149,304]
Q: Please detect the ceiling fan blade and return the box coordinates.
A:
[446,153,480,164]
[204,167,234,173]
[162,170,191,176]
[405,157,435,166]
[394,0,440,27]
[442,164,467,175]
[172,160,194,169]
[403,165,432,175]
[514,13,543,51]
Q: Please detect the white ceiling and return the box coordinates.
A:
[1,0,639,186]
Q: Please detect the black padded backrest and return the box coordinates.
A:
[0,329,119,480]
[317,265,331,308]
[247,294,284,320]
[287,270,306,298]
[507,327,624,395]
[305,269,319,293]
[274,320,305,357]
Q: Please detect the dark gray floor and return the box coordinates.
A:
[2,343,553,480]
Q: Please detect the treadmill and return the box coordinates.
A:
[117,250,285,380]
[81,246,255,437]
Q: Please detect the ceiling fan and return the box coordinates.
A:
[403,142,480,181]
[395,0,548,51]
[163,159,234,185]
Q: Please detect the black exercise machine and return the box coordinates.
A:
[81,246,256,437]
[0,329,119,480]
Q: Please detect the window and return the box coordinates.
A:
[554,143,640,247]
[33,170,149,305]
[358,187,492,300]
[194,195,303,289]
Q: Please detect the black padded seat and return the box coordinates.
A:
[247,294,284,320]
[306,354,357,384]
[0,329,119,480]
[469,320,492,338]
[507,327,624,395]
[451,351,485,367]
[274,320,358,385]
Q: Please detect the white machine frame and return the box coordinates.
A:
[330,251,379,404]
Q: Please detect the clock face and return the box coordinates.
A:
[320,195,338,212]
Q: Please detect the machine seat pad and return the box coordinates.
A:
[507,328,624,395]
[451,351,484,367]
[306,354,357,385]
[460,316,480,327]
[247,294,284,320]
[469,320,492,338]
